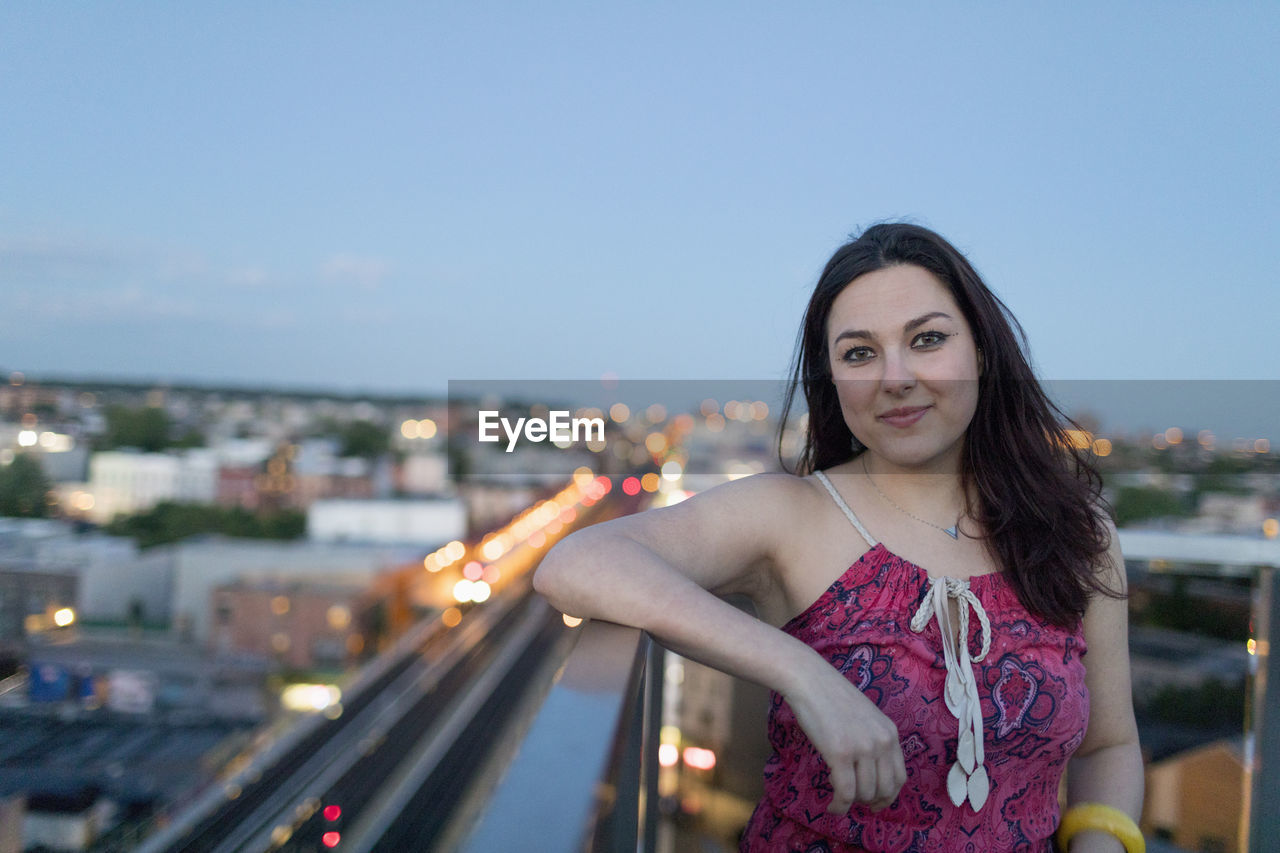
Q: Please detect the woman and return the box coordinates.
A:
[534,223,1144,852]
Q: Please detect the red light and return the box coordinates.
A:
[322,831,341,847]
[323,805,342,821]
[683,746,716,770]
[595,475,612,493]
[622,477,641,496]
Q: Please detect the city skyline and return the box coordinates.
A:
[2,4,1277,395]
[8,373,1279,446]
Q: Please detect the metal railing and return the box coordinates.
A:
[468,531,1280,853]
[455,618,663,853]
[1119,530,1280,853]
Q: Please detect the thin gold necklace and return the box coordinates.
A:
[861,455,963,540]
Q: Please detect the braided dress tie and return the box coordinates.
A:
[910,576,993,810]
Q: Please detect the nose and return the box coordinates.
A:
[880,346,917,395]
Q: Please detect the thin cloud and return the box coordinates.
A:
[227,266,272,287]
[0,231,237,327]
[0,232,211,288]
[0,235,135,281]
[320,253,392,290]
[0,283,204,329]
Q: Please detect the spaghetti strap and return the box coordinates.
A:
[812,470,878,548]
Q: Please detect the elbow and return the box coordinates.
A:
[532,534,585,612]
[1071,732,1143,763]
[531,546,561,602]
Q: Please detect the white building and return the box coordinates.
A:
[306,498,466,547]
[1189,492,1269,534]
[210,438,273,469]
[87,450,218,523]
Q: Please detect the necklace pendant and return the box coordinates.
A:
[943,526,959,540]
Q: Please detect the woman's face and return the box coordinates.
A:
[825,263,982,471]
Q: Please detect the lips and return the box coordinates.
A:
[878,405,930,427]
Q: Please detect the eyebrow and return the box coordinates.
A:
[832,311,955,345]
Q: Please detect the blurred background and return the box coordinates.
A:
[1,3,1277,852]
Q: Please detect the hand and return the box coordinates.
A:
[784,662,907,814]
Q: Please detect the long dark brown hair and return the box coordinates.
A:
[778,222,1120,626]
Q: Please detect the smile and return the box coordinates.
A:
[878,406,930,427]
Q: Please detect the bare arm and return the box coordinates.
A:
[537,505,821,697]
[533,473,907,812]
[1065,520,1144,852]
[536,474,795,682]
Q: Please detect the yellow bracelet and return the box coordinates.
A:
[1057,803,1145,853]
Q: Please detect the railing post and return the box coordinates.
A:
[1246,566,1280,851]
[605,633,659,852]
[640,639,664,853]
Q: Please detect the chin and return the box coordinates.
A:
[868,436,965,470]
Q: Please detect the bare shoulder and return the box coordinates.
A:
[693,469,823,516]
[577,471,823,601]
[623,470,823,556]
[1092,511,1128,596]
[1082,512,1127,629]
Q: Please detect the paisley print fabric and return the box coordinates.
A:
[740,542,1088,853]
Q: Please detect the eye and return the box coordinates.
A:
[838,345,875,365]
[912,330,952,348]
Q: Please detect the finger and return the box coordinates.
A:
[891,743,908,791]
[874,754,900,803]
[854,758,877,804]
[826,766,856,815]
[867,796,895,813]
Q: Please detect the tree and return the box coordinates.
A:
[0,454,53,517]
[100,405,173,452]
[338,420,389,458]
[1113,486,1192,527]
[105,502,306,548]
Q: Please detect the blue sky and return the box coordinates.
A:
[2,3,1277,397]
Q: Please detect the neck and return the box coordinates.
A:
[860,452,968,519]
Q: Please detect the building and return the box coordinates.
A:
[23,633,268,720]
[168,538,417,644]
[20,788,116,852]
[306,498,466,547]
[0,424,89,485]
[0,713,257,848]
[1189,493,1270,535]
[210,579,366,670]
[0,565,77,646]
[0,518,174,629]
[1127,624,1250,703]
[459,482,540,533]
[398,451,449,495]
[1143,738,1244,853]
[214,439,391,510]
[213,438,275,508]
[87,449,218,523]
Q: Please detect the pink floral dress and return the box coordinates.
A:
[740,472,1089,853]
